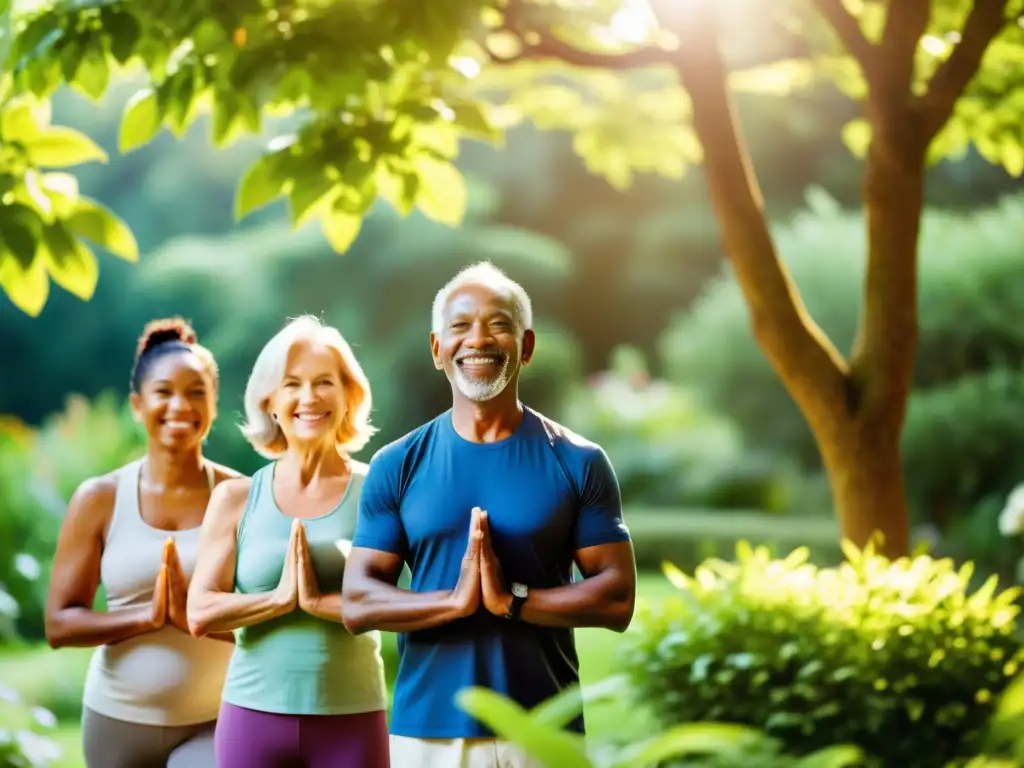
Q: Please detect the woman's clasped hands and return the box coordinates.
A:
[149,537,192,633]
[274,519,323,616]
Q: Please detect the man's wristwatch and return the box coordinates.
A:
[505,582,528,621]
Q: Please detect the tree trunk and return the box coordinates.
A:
[837,114,926,558]
[672,3,926,558]
[817,424,911,557]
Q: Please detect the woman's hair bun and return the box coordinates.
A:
[136,317,198,359]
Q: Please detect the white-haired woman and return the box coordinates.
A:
[187,316,389,768]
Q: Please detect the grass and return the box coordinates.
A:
[1,572,678,768]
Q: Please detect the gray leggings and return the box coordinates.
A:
[81,706,216,768]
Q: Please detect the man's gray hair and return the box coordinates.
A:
[431,262,533,335]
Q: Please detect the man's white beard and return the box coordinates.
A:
[453,354,512,402]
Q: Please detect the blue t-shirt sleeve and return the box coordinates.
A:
[352,450,408,557]
[574,447,631,549]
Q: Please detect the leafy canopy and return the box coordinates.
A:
[1,0,1023,315]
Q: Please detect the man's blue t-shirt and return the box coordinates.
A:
[352,406,631,739]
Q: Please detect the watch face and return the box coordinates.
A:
[512,583,528,598]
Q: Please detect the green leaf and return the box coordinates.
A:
[0,98,38,142]
[10,15,60,68]
[1000,137,1024,178]
[59,36,83,83]
[926,117,970,166]
[415,155,466,226]
[237,91,261,133]
[38,172,80,218]
[66,198,138,261]
[322,208,363,253]
[23,126,107,168]
[119,88,161,153]
[618,723,761,768]
[211,96,243,147]
[529,685,584,729]
[235,153,286,219]
[0,203,42,268]
[103,8,141,65]
[839,538,863,565]
[192,18,227,51]
[23,168,54,220]
[450,102,502,142]
[455,687,590,768]
[41,221,97,300]
[72,45,111,102]
[841,118,871,158]
[163,71,199,137]
[288,166,336,227]
[376,163,418,216]
[662,561,690,589]
[22,54,62,99]
[791,745,864,768]
[333,157,378,216]
[0,251,49,316]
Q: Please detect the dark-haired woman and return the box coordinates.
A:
[45,318,242,768]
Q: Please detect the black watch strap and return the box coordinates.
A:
[506,583,528,620]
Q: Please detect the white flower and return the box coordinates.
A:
[998,484,1024,536]
[15,553,40,581]
[31,706,57,729]
[14,730,63,764]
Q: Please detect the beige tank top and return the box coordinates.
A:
[82,459,233,726]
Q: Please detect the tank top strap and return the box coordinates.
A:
[236,463,275,547]
[204,461,215,490]
[105,459,146,545]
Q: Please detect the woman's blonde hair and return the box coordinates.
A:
[240,315,376,458]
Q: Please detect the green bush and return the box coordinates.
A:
[620,542,1023,768]
[901,370,1024,581]
[0,566,62,768]
[456,682,863,768]
[0,429,49,644]
[562,346,790,511]
[0,395,145,641]
[0,689,62,768]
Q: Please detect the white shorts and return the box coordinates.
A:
[389,735,545,768]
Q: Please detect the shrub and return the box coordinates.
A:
[29,392,146,506]
[0,690,61,768]
[620,542,1024,768]
[0,572,62,768]
[901,369,1024,581]
[0,429,47,644]
[456,682,863,768]
[0,395,145,641]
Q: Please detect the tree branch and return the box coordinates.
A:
[877,0,932,102]
[669,4,850,435]
[487,37,674,70]
[917,0,1011,141]
[811,0,877,85]
[487,0,675,70]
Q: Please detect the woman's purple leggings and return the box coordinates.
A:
[214,702,389,768]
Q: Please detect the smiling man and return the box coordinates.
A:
[341,262,637,768]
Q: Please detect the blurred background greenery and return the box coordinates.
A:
[3,26,1024,768]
